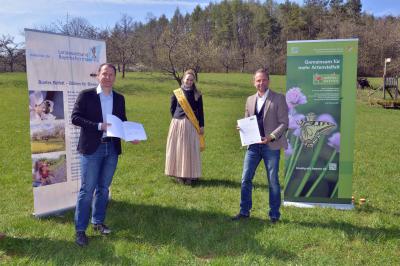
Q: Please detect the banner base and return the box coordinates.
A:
[33,205,75,218]
[283,201,354,210]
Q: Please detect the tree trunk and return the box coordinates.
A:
[173,71,182,86]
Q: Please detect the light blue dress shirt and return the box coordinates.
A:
[96,85,113,137]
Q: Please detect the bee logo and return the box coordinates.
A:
[297,113,335,148]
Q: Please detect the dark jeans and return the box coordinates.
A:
[240,144,281,219]
[75,143,118,232]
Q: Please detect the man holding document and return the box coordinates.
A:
[106,114,147,142]
[72,63,140,247]
[233,68,288,223]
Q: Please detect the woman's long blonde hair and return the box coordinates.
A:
[183,69,201,101]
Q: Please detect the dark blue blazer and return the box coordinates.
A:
[71,88,127,155]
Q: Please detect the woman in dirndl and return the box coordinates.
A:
[165,69,204,185]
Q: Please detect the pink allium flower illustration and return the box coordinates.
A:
[289,113,305,136]
[328,132,340,152]
[285,142,293,157]
[286,87,307,110]
[317,113,337,126]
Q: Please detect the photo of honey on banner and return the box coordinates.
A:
[284,39,358,208]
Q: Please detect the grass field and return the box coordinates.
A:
[0,72,399,265]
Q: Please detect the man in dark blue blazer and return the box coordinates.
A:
[72,63,139,247]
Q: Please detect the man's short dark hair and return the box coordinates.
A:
[254,68,270,80]
[98,63,117,75]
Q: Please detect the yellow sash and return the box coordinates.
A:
[173,88,205,152]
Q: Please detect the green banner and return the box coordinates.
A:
[284,39,358,208]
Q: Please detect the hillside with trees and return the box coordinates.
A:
[1,0,399,80]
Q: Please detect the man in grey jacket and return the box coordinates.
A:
[233,68,288,223]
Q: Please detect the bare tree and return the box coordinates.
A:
[139,14,168,71]
[217,46,234,73]
[157,27,185,85]
[41,16,99,39]
[232,1,254,72]
[0,35,23,72]
[107,14,141,78]
[156,8,188,85]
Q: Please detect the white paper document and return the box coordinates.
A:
[106,114,147,141]
[237,115,261,146]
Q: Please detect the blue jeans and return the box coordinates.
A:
[75,143,118,232]
[240,144,281,219]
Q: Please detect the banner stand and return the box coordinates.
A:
[284,39,358,209]
[284,201,354,210]
[25,29,106,217]
[33,206,75,218]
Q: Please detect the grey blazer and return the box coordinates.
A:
[245,90,289,150]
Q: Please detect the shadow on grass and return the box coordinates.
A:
[0,236,133,264]
[108,201,295,260]
[195,178,268,190]
[0,201,295,262]
[293,220,400,242]
[195,178,241,188]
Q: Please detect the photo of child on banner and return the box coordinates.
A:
[32,155,67,187]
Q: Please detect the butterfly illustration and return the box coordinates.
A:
[297,113,335,148]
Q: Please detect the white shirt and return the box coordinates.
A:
[256,89,269,113]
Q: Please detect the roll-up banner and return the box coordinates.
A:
[284,39,358,209]
[25,29,106,217]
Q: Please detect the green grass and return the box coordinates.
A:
[0,72,399,265]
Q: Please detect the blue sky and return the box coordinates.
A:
[1,0,399,43]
